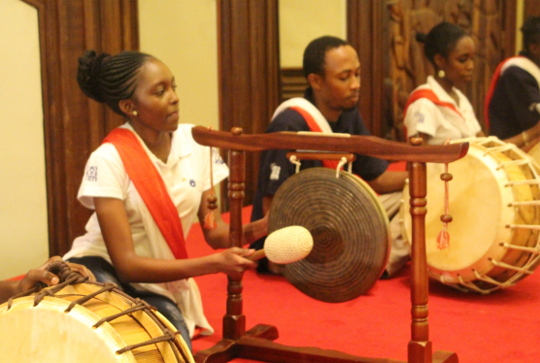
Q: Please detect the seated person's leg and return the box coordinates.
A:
[132,291,192,352]
[66,256,123,286]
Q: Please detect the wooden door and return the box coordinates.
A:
[22,0,139,256]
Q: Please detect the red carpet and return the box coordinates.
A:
[188,207,540,363]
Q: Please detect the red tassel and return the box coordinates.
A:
[436,228,450,250]
[204,212,217,230]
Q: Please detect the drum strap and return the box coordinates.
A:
[103,128,188,260]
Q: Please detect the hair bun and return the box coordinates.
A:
[415,32,427,43]
[77,50,110,102]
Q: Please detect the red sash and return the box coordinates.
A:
[289,106,340,169]
[289,105,406,186]
[103,128,188,259]
[483,56,523,129]
[403,88,464,138]
[404,89,464,121]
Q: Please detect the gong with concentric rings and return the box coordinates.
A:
[268,167,390,303]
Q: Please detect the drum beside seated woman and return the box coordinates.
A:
[63,50,268,351]
[403,22,485,145]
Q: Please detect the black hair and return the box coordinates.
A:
[303,35,350,79]
[416,22,468,67]
[521,16,540,53]
[77,50,153,116]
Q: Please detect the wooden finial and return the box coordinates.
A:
[231,127,243,136]
[410,137,423,146]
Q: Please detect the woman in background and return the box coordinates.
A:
[64,50,267,350]
[403,22,484,145]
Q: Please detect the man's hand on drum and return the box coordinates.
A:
[0,256,96,304]
[23,256,96,291]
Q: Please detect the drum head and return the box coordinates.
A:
[269,168,390,303]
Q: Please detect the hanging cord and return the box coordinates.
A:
[335,157,348,178]
[289,155,302,174]
[204,127,218,230]
[436,138,453,250]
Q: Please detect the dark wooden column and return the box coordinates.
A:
[217,0,280,208]
[347,0,386,137]
[21,0,139,256]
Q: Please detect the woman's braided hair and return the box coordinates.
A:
[77,50,153,116]
[416,22,468,67]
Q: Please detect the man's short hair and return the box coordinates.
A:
[303,36,350,79]
[521,16,540,53]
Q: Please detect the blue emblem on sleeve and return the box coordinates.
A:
[86,166,97,182]
[212,148,225,165]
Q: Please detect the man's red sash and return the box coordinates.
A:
[289,106,340,169]
[103,128,188,259]
[483,56,523,130]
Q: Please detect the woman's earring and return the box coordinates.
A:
[133,110,138,117]
[438,69,446,78]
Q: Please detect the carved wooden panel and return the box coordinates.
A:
[384,0,516,141]
[524,0,540,18]
[22,0,138,256]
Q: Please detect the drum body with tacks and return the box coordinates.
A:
[401,137,540,293]
[269,167,391,303]
[0,281,193,363]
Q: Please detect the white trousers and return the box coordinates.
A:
[379,191,410,276]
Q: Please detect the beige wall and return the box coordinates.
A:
[139,0,220,131]
[0,0,48,279]
[279,0,346,68]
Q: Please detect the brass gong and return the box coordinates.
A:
[268,167,390,303]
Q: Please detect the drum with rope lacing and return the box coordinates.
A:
[0,261,193,363]
[401,137,540,293]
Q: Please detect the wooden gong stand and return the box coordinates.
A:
[191,126,469,363]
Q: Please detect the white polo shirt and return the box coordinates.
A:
[64,122,229,263]
[404,76,482,145]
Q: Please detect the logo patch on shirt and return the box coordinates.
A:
[189,179,196,187]
[270,163,281,181]
[86,166,97,182]
[212,148,225,165]
[417,112,425,124]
